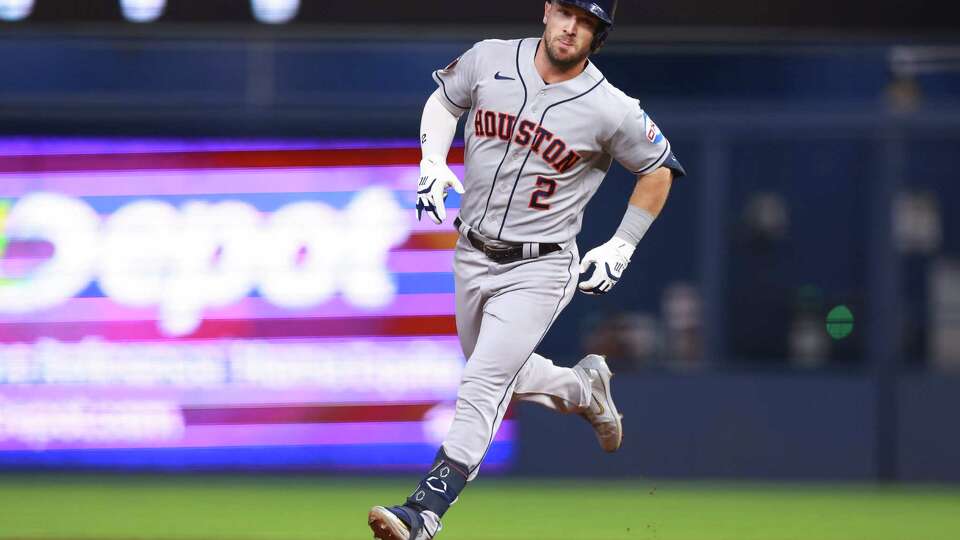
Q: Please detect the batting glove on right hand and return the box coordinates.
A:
[417,157,464,224]
[578,237,636,295]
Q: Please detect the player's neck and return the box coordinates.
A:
[534,40,588,85]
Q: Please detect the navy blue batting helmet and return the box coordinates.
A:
[553,0,618,50]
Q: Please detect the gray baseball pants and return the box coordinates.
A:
[441,234,592,478]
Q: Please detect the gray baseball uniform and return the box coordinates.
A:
[433,37,676,476]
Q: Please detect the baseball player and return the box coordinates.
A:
[368,1,685,538]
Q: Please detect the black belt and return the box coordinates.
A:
[453,217,561,264]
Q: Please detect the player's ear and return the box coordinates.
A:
[543,1,550,24]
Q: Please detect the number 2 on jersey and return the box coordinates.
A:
[528,176,557,211]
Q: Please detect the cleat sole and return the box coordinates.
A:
[368,506,409,540]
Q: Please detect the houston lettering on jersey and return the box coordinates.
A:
[473,109,582,174]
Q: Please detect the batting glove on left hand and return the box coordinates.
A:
[578,237,636,295]
[417,157,464,224]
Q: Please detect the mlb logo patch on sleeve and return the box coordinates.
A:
[645,116,664,144]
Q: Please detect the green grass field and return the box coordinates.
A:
[1,474,958,540]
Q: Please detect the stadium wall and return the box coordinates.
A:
[517,374,960,482]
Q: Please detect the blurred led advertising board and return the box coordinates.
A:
[0,138,513,471]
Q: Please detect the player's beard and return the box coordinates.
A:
[543,32,591,72]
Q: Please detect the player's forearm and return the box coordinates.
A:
[612,167,672,246]
[420,90,462,163]
[628,166,673,217]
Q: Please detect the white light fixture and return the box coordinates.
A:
[250,0,300,24]
[0,0,34,21]
[120,0,166,23]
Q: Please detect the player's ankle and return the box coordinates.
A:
[405,449,469,519]
[405,501,428,515]
[573,363,594,409]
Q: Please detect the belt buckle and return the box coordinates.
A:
[467,229,518,264]
[482,245,501,262]
[484,244,517,264]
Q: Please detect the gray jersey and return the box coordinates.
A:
[433,37,674,244]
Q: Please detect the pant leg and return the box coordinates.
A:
[453,236,486,360]
[442,248,578,477]
[512,352,591,413]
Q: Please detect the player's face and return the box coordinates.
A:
[542,1,598,68]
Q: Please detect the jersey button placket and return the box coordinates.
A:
[530,92,541,114]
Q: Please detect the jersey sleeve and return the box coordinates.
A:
[431,44,480,115]
[608,103,685,178]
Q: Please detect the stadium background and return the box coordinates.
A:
[2,1,959,539]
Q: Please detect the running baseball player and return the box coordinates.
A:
[369,1,685,538]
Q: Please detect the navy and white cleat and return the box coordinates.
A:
[368,505,441,540]
[574,354,624,452]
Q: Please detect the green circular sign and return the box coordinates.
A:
[826,305,854,340]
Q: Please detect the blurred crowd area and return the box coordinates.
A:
[580,182,960,373]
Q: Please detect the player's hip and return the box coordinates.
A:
[452,216,577,267]
[453,233,578,289]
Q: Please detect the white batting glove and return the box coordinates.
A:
[578,237,636,295]
[416,157,464,224]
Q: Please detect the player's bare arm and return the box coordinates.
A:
[629,165,673,217]
[578,166,674,296]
